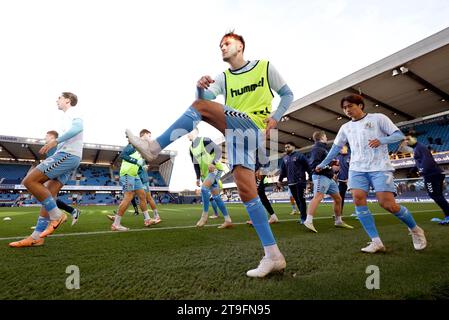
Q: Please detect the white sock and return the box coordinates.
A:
[335,216,342,224]
[264,244,282,259]
[224,215,232,223]
[153,209,159,218]
[113,214,121,226]
[271,213,278,220]
[48,207,62,220]
[31,231,41,240]
[372,237,383,245]
[305,214,314,224]
[202,212,208,218]
[143,211,150,220]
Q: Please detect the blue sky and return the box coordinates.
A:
[1,0,448,190]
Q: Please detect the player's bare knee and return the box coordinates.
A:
[238,187,257,202]
[192,99,209,114]
[22,177,29,188]
[124,192,134,201]
[22,175,33,189]
[379,201,398,213]
[314,193,325,201]
[334,195,342,205]
[352,194,365,205]
[203,181,212,189]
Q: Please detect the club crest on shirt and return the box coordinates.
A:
[364,122,373,129]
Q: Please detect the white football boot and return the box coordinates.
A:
[410,226,427,250]
[125,129,160,162]
[361,241,386,253]
[246,255,286,278]
[111,224,129,232]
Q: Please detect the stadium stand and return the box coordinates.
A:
[0,191,20,207]
[386,115,449,153]
[78,165,112,186]
[0,137,176,206]
[148,171,167,187]
[0,163,31,184]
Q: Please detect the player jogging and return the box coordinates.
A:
[316,94,427,253]
[403,132,449,225]
[10,92,83,247]
[303,131,353,233]
[107,136,152,231]
[44,130,81,226]
[188,128,233,229]
[138,129,161,224]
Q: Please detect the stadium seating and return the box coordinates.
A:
[78,165,112,186]
[0,192,19,201]
[0,163,31,184]
[273,117,449,157]
[148,171,167,187]
[58,192,116,205]
[390,118,449,153]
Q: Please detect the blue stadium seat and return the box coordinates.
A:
[394,119,449,153]
[0,163,31,184]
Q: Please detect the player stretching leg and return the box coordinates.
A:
[127,31,293,277]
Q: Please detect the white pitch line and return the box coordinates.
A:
[0,209,438,242]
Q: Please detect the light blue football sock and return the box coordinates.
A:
[244,197,276,247]
[213,194,229,217]
[31,216,51,239]
[201,186,211,213]
[356,206,380,239]
[41,196,57,212]
[210,198,219,216]
[393,206,417,229]
[156,105,202,150]
[35,216,50,232]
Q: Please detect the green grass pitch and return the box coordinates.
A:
[0,202,448,300]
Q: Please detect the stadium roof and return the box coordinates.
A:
[0,135,176,168]
[274,27,449,151]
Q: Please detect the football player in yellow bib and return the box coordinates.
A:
[127,31,293,278]
[188,128,233,229]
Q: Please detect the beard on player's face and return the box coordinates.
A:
[222,42,240,62]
